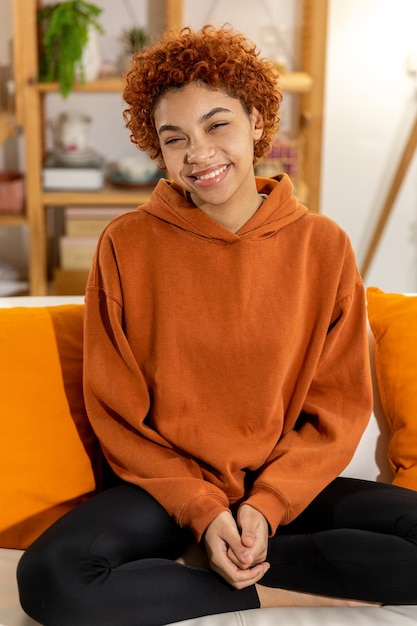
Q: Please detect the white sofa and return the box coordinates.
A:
[0,295,416,626]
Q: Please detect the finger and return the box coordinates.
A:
[226,545,254,569]
[226,562,271,590]
[228,545,267,569]
[241,530,268,565]
[238,505,266,538]
[208,539,259,581]
[227,543,254,568]
[238,515,256,546]
[237,505,269,562]
[210,538,252,574]
[223,531,254,568]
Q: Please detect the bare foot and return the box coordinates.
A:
[256,584,382,608]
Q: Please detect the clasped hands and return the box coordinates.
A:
[203,504,270,589]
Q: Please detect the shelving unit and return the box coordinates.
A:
[0,111,15,146]
[0,112,20,224]
[0,213,25,227]
[11,0,327,296]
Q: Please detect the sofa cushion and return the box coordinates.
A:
[367,287,417,490]
[0,304,101,549]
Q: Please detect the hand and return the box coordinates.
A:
[203,509,270,589]
[232,504,269,568]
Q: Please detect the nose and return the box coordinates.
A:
[185,137,216,164]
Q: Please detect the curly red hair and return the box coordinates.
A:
[123,25,282,163]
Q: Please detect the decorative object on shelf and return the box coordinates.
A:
[108,155,163,188]
[259,24,289,74]
[43,154,104,191]
[255,134,302,178]
[77,24,102,82]
[120,26,148,55]
[255,133,304,202]
[0,171,25,215]
[118,26,148,73]
[50,111,92,156]
[38,1,104,98]
[44,110,104,190]
[117,0,148,73]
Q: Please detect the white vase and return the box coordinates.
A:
[76,26,101,82]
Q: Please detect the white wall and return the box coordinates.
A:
[1,0,417,290]
[184,0,299,66]
[322,0,417,291]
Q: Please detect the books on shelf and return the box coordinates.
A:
[43,154,105,190]
[60,236,98,270]
[59,206,136,270]
[54,269,90,295]
[65,206,136,236]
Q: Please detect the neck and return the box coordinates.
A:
[189,190,264,233]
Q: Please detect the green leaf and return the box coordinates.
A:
[38,1,104,97]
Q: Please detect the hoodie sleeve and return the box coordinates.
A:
[83,234,230,541]
[244,272,373,536]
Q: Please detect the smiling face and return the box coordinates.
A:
[153,82,264,228]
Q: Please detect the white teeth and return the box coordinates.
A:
[196,165,228,180]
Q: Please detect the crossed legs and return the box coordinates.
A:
[17,478,417,625]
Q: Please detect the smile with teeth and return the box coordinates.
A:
[194,164,229,180]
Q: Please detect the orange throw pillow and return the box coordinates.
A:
[367,287,417,490]
[0,304,101,548]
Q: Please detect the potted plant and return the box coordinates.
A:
[118,25,148,73]
[38,1,104,98]
[120,26,148,55]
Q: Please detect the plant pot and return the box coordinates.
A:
[0,172,25,215]
[76,26,101,83]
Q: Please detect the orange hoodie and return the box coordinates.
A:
[83,174,372,541]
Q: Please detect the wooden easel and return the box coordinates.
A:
[360,112,417,279]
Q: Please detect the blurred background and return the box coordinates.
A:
[0,0,416,295]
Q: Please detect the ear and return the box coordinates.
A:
[250,108,264,137]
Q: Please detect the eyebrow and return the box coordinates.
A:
[157,107,232,135]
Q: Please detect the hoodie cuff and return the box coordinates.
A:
[244,485,289,537]
[178,493,230,542]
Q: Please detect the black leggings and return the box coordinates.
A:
[17,477,417,626]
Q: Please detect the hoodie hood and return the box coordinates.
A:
[140,173,308,244]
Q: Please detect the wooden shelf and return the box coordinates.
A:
[0,213,27,226]
[42,184,154,206]
[12,0,187,296]
[0,111,15,146]
[36,72,314,95]
[36,75,125,93]
[12,0,327,295]
[279,72,313,93]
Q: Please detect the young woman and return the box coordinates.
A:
[17,25,417,626]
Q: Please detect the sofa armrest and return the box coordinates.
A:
[0,296,84,308]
